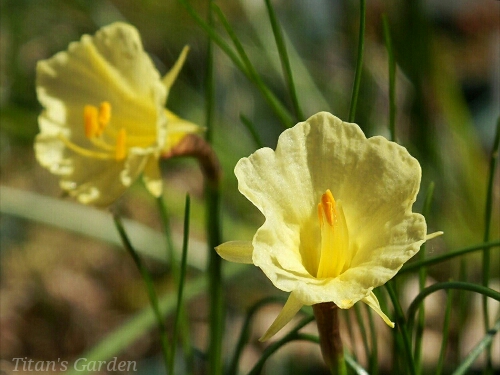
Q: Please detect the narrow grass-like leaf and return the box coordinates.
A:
[179,0,293,128]
[399,240,500,274]
[246,315,316,375]
[382,14,396,141]
[227,296,285,375]
[178,0,247,75]
[240,114,264,149]
[157,196,192,363]
[452,318,500,375]
[263,0,304,121]
[344,309,358,362]
[481,117,500,360]
[64,263,246,375]
[156,196,177,271]
[386,282,416,375]
[211,3,293,128]
[435,289,453,375]
[414,182,435,372]
[365,303,378,375]
[301,335,371,375]
[407,282,500,330]
[348,0,366,123]
[0,186,210,268]
[170,195,191,375]
[354,304,370,369]
[112,214,171,373]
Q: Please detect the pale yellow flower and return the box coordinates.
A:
[217,112,441,341]
[35,22,199,206]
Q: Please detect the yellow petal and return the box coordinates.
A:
[35,22,168,206]
[235,112,428,307]
[259,292,303,342]
[162,45,190,96]
[142,156,163,197]
[362,291,395,328]
[163,109,203,152]
[426,231,443,241]
[215,241,254,264]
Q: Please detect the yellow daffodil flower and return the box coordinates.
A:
[35,22,199,206]
[217,112,442,341]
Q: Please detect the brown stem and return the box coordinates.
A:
[313,302,344,371]
[161,134,222,187]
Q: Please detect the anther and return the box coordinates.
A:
[115,128,127,161]
[319,189,336,226]
[84,105,99,138]
[98,101,111,134]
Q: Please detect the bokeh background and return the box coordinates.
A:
[1,0,499,374]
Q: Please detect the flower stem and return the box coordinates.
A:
[112,214,171,373]
[170,195,191,375]
[205,2,225,373]
[156,196,193,369]
[313,302,347,375]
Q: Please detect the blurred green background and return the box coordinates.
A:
[0,0,498,374]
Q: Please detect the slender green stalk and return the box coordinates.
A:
[178,0,246,73]
[263,0,304,121]
[348,0,366,123]
[435,289,453,375]
[414,182,435,373]
[344,349,370,375]
[246,315,315,375]
[169,195,191,375]
[354,304,370,368]
[385,282,416,375]
[228,296,285,375]
[211,3,293,128]
[343,309,358,361]
[156,197,178,278]
[452,318,500,375]
[66,263,247,375]
[399,240,500,274]
[112,214,171,373]
[365,303,378,375]
[178,0,294,128]
[457,260,468,370]
[204,3,225,373]
[239,114,264,149]
[481,117,500,374]
[407,282,500,329]
[382,14,396,141]
[156,197,192,365]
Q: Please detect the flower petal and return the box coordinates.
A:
[259,292,304,342]
[163,109,203,152]
[361,291,395,328]
[215,241,254,264]
[162,45,190,96]
[35,22,168,206]
[142,155,163,197]
[234,112,428,307]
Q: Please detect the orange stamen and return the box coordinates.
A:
[115,128,127,161]
[84,105,99,138]
[98,101,112,135]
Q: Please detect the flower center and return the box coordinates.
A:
[316,189,350,279]
[58,101,128,161]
